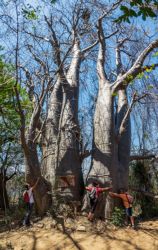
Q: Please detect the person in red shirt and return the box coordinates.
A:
[23,177,40,226]
[85,182,112,221]
[109,189,135,229]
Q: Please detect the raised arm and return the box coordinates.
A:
[32,177,40,190]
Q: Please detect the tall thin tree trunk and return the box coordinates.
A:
[0,174,9,211]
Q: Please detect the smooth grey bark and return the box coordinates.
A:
[87,18,158,218]
[24,111,51,215]
[88,84,115,183]
[116,89,131,190]
[88,84,115,218]
[87,17,116,218]
[42,76,63,187]
[43,39,84,201]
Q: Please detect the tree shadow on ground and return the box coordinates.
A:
[52,215,84,250]
[1,217,158,250]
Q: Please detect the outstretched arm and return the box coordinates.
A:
[85,186,91,191]
[32,177,40,190]
[109,192,120,198]
[102,187,112,192]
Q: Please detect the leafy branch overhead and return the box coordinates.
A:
[117,0,158,22]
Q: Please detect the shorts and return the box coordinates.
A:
[90,198,98,213]
[125,207,133,217]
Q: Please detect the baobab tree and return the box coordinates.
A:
[88,10,158,217]
[41,3,99,202]
[1,0,158,217]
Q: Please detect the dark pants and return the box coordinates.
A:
[90,198,98,213]
[125,207,132,217]
[23,203,34,226]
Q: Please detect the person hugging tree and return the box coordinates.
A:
[85,182,112,221]
[109,188,135,229]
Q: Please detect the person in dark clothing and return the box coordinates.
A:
[85,182,112,221]
[23,177,40,226]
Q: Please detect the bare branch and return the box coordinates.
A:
[27,45,47,72]
[44,15,62,69]
[24,30,50,42]
[96,18,107,82]
[33,117,47,144]
[82,40,99,54]
[129,186,158,198]
[130,154,155,161]
[112,39,158,91]
[99,0,124,20]
[80,150,92,161]
[117,92,148,141]
[6,172,16,181]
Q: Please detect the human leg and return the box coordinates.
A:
[24,203,34,226]
[88,199,98,221]
[23,203,29,226]
[125,207,135,228]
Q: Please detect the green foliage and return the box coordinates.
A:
[0,58,32,131]
[127,74,134,81]
[112,92,118,97]
[129,161,158,219]
[147,84,154,90]
[22,4,40,20]
[136,72,144,79]
[0,58,31,172]
[152,51,158,57]
[50,0,57,3]
[116,0,158,23]
[143,132,149,139]
[22,9,38,20]
[111,207,125,227]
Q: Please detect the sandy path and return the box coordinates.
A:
[0,220,158,250]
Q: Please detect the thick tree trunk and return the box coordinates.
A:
[54,40,84,201]
[88,84,115,218]
[116,89,131,190]
[89,85,114,182]
[43,39,84,202]
[85,22,158,220]
[55,83,84,201]
[22,105,52,215]
[24,144,51,215]
[42,76,63,188]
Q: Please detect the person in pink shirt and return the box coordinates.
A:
[85,182,112,221]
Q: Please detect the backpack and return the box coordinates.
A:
[23,191,29,203]
[89,188,97,200]
[126,193,134,204]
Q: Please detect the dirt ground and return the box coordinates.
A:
[0,216,158,250]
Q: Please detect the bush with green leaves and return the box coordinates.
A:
[111,207,125,227]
